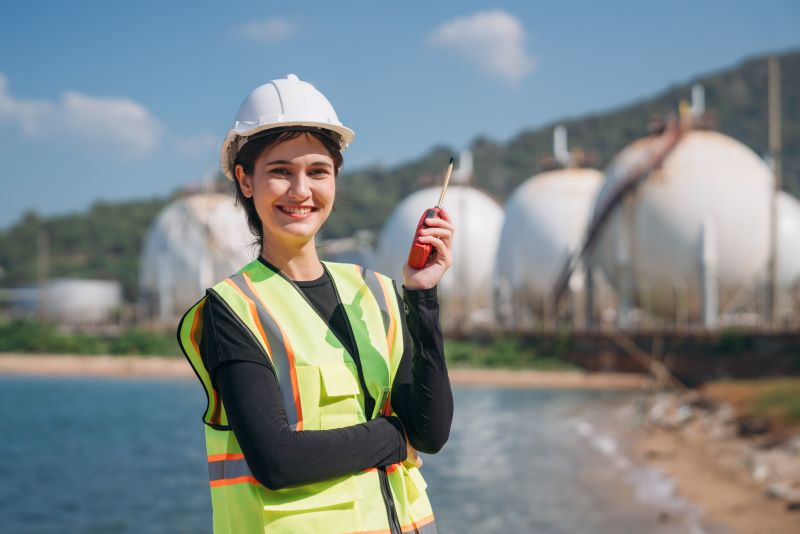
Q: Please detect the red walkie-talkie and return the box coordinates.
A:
[407,157,454,269]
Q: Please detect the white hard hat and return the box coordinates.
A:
[220,74,355,180]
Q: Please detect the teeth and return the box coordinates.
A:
[282,206,312,214]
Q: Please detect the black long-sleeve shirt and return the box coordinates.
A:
[200,262,453,490]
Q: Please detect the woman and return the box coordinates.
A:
[178,74,454,534]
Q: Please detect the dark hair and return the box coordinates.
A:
[232,129,344,250]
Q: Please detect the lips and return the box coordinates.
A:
[278,205,317,217]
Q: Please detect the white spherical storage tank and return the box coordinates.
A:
[778,191,800,289]
[375,185,504,331]
[41,279,122,325]
[590,130,773,319]
[139,193,256,324]
[495,168,603,320]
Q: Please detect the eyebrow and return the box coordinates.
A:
[263,160,333,168]
[263,159,292,167]
[308,161,334,169]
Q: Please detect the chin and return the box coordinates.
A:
[274,223,323,242]
[263,212,331,244]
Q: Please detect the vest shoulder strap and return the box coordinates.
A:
[177,295,230,429]
[323,262,402,351]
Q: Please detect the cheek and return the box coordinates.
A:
[320,181,336,209]
[252,178,285,204]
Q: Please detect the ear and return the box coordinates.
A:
[234,164,254,198]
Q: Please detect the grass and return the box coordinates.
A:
[445,338,578,371]
[0,319,179,356]
[703,378,800,428]
[0,318,578,370]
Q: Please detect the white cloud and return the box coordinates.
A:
[175,132,218,156]
[0,73,53,135]
[428,10,536,85]
[0,72,163,156]
[236,17,294,42]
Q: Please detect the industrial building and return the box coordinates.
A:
[138,192,255,325]
[7,279,122,328]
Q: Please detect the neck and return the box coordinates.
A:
[260,235,323,281]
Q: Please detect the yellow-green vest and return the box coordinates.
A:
[178,260,437,534]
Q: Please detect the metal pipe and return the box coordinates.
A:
[766,56,782,326]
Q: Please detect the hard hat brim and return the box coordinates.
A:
[220,121,355,180]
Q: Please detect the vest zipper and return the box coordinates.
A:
[379,466,403,534]
[271,262,403,534]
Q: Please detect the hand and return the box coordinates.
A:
[402,208,454,290]
[404,435,423,469]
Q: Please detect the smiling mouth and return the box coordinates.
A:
[278,205,317,216]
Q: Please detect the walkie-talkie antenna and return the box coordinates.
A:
[435,157,455,208]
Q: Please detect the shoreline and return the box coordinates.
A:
[633,428,795,534]
[0,353,192,379]
[0,353,648,389]
[5,354,795,531]
[631,392,800,534]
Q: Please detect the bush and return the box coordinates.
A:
[0,319,178,356]
[753,381,800,425]
[444,337,577,370]
[109,329,178,356]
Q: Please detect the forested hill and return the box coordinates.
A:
[1,50,797,299]
[0,199,171,300]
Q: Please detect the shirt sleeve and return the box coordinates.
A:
[200,290,272,384]
[200,293,408,490]
[390,284,454,454]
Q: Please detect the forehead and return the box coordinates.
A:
[259,133,334,164]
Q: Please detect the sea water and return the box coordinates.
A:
[0,376,722,533]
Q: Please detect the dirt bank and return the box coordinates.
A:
[634,391,800,534]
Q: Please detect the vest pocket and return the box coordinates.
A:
[261,476,362,533]
[319,362,361,397]
[408,467,428,501]
[402,464,428,503]
[318,362,364,428]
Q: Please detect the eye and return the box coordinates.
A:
[268,167,292,176]
[309,167,332,179]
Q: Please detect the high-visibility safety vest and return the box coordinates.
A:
[178,259,437,534]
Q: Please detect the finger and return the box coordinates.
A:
[437,208,453,223]
[417,235,451,263]
[421,221,453,241]
[425,219,454,242]
[425,231,453,250]
[420,227,452,241]
[424,217,454,232]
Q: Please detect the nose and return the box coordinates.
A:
[287,172,311,199]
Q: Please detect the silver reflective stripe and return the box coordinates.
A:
[361,268,391,337]
[229,274,300,430]
[402,519,437,534]
[208,457,253,482]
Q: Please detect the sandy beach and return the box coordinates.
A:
[632,393,800,534]
[0,353,193,379]
[0,353,649,389]
[635,427,798,534]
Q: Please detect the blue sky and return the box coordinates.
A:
[1,0,798,228]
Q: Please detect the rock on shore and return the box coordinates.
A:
[636,390,800,533]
